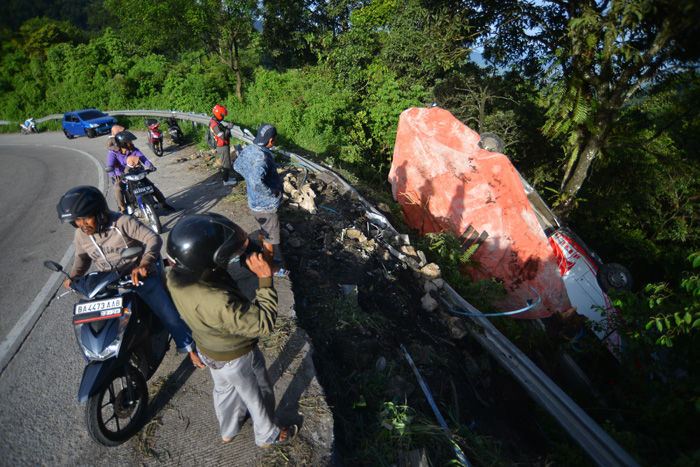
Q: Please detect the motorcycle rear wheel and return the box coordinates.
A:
[155,139,164,157]
[85,365,148,446]
[141,198,162,234]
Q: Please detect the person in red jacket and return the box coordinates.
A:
[210,104,239,186]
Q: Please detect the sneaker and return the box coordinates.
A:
[223,179,237,186]
[261,425,298,448]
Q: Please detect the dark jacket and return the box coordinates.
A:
[166,269,277,361]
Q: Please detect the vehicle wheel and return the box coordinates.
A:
[85,365,148,446]
[597,263,633,292]
[21,128,27,135]
[63,129,74,140]
[85,128,96,138]
[141,198,162,234]
[155,140,164,157]
[32,126,39,134]
[147,140,155,155]
[479,132,505,153]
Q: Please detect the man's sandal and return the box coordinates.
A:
[261,425,298,448]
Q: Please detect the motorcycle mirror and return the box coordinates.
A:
[43,260,63,272]
[121,246,144,260]
[105,166,114,173]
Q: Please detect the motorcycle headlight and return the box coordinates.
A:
[75,311,131,361]
[124,171,147,181]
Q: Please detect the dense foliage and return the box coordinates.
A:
[2,0,700,464]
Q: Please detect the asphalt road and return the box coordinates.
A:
[0,131,186,465]
[0,133,108,369]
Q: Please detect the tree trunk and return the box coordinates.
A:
[555,138,601,219]
[234,40,242,100]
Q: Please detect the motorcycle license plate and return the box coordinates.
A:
[133,185,154,196]
[73,297,123,324]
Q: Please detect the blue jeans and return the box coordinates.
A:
[135,260,194,353]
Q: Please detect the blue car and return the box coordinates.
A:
[62,109,117,139]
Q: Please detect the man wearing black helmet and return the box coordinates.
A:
[56,186,203,368]
[165,213,297,447]
[107,130,176,212]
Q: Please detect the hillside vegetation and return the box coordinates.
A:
[2,1,700,464]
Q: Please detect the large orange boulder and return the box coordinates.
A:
[388,107,570,318]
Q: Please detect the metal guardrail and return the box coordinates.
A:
[1,108,640,465]
[440,284,639,467]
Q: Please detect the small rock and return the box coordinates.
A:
[423,281,438,293]
[288,237,303,248]
[405,257,421,270]
[400,245,417,257]
[286,223,294,232]
[418,263,441,280]
[383,375,415,401]
[416,250,427,267]
[447,316,468,339]
[345,229,363,240]
[421,293,438,312]
[283,180,296,195]
[379,248,391,261]
[375,356,387,373]
[431,278,445,289]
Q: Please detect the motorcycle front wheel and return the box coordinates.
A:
[155,139,164,157]
[141,198,162,234]
[85,365,148,446]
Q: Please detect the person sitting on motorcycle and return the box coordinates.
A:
[106,124,125,152]
[56,185,204,368]
[107,130,176,212]
[20,118,36,134]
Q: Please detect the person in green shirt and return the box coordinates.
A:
[165,213,297,446]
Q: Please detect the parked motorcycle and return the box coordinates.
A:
[164,116,183,146]
[107,165,162,234]
[43,246,170,446]
[20,118,38,134]
[144,118,164,157]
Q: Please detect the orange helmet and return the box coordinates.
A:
[213,104,227,121]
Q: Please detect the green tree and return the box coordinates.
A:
[260,0,323,68]
[567,71,700,285]
[480,0,700,218]
[105,0,258,99]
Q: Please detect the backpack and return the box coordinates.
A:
[206,125,217,149]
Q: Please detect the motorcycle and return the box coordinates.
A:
[144,118,164,157]
[20,118,38,134]
[107,165,163,234]
[164,116,183,146]
[43,246,170,446]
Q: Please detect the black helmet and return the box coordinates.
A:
[57,186,108,228]
[166,213,249,274]
[115,130,137,149]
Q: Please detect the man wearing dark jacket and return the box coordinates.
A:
[165,213,297,447]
